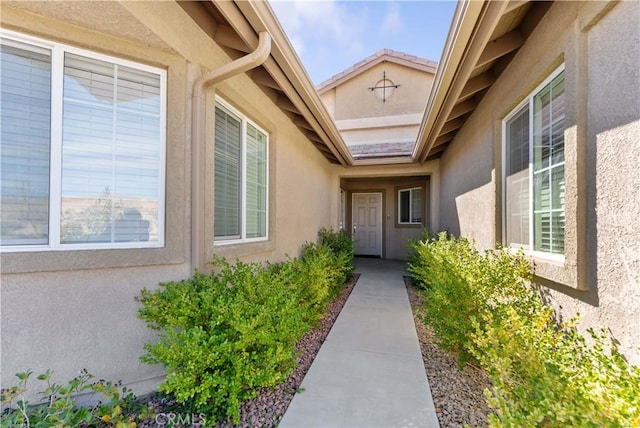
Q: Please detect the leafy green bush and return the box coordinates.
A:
[0,369,139,427]
[473,309,640,427]
[136,234,354,423]
[318,227,355,284]
[408,232,533,365]
[137,258,308,421]
[408,232,640,426]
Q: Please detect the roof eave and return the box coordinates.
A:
[217,0,354,166]
[317,51,438,94]
[352,156,415,166]
[413,0,510,163]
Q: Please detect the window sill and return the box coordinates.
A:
[504,246,581,290]
[0,242,164,253]
[394,223,424,229]
[0,245,185,274]
[211,239,275,260]
[531,254,582,291]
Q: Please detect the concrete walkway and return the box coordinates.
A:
[280,258,439,428]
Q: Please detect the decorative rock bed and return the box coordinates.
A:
[137,274,492,427]
[405,278,493,427]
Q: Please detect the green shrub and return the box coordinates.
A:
[408,232,640,427]
[473,309,640,427]
[407,232,533,365]
[0,369,139,427]
[318,227,355,284]
[136,235,355,423]
[137,258,309,421]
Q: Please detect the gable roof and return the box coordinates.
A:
[196,0,550,167]
[317,49,438,94]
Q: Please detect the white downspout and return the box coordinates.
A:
[191,31,271,270]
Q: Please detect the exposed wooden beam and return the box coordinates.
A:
[440,118,465,135]
[304,133,338,161]
[503,0,529,15]
[306,132,324,144]
[250,68,281,90]
[448,99,476,121]
[213,24,250,53]
[520,1,553,39]
[293,115,315,131]
[177,1,218,39]
[431,144,448,155]
[476,30,524,68]
[275,96,300,114]
[433,132,456,148]
[459,72,495,101]
[302,131,337,159]
[426,144,448,160]
[312,141,334,155]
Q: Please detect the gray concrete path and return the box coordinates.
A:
[279,258,439,428]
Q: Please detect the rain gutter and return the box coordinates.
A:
[191,31,271,270]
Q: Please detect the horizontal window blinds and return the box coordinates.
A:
[61,53,162,244]
[533,72,565,254]
[214,106,241,239]
[505,105,530,248]
[245,123,267,239]
[0,43,51,245]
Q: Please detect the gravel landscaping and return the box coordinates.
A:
[405,278,493,427]
[134,273,491,428]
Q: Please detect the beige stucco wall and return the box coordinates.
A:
[1,1,339,394]
[438,1,640,365]
[337,160,439,260]
[320,61,433,147]
[330,61,432,120]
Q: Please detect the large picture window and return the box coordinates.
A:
[503,66,565,257]
[214,100,268,244]
[0,30,166,251]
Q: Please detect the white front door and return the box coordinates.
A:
[352,193,382,256]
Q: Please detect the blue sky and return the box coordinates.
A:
[269,0,457,85]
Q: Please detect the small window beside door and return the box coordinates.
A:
[397,187,423,225]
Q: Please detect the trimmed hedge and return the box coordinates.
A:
[408,232,640,427]
[136,229,354,423]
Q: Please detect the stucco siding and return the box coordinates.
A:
[339,161,439,260]
[548,0,640,365]
[439,120,496,247]
[437,1,640,364]
[333,62,432,121]
[1,265,191,395]
[0,1,339,394]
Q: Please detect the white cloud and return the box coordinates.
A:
[380,2,403,35]
[270,0,367,59]
[288,35,306,56]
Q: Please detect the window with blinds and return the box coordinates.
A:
[505,105,530,248]
[214,101,268,244]
[503,65,565,257]
[0,42,51,246]
[0,30,166,251]
[398,187,423,224]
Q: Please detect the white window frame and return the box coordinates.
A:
[214,97,269,246]
[501,64,565,262]
[0,29,167,253]
[398,186,423,225]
